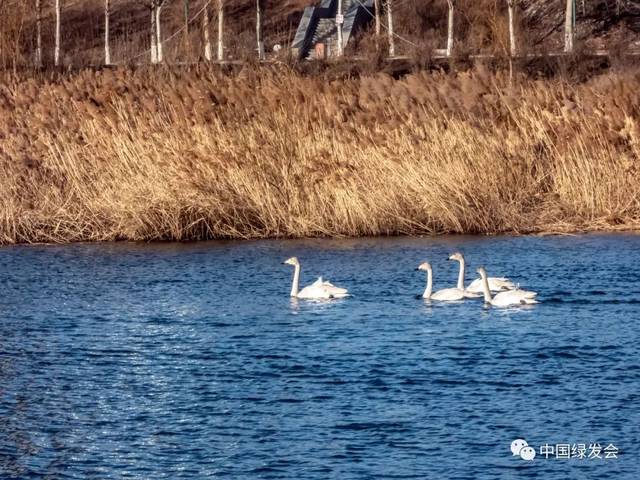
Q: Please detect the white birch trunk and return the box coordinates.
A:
[184,0,190,56]
[374,0,381,36]
[217,0,224,61]
[387,0,395,57]
[507,0,516,57]
[105,0,111,65]
[156,4,163,62]
[446,0,454,57]
[564,0,574,53]
[203,2,212,61]
[256,0,264,60]
[150,5,158,63]
[35,0,42,67]
[54,0,61,66]
[337,0,344,56]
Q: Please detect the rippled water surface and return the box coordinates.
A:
[1,234,639,479]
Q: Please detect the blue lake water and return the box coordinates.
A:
[0,234,639,479]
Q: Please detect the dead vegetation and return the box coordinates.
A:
[1,65,639,243]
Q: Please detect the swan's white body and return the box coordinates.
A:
[284,258,349,299]
[431,287,465,301]
[298,277,349,299]
[418,262,464,301]
[467,276,516,293]
[477,267,538,307]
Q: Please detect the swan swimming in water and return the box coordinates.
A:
[447,252,482,298]
[283,257,349,299]
[417,262,465,301]
[448,252,516,293]
[476,266,538,307]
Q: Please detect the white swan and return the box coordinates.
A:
[449,252,516,293]
[476,266,538,307]
[283,257,349,299]
[417,262,464,301]
[448,252,482,298]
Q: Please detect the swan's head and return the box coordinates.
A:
[449,252,464,262]
[476,266,487,278]
[416,262,432,272]
[283,257,300,266]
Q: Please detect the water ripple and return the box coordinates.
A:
[0,234,639,479]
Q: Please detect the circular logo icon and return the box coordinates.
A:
[520,446,536,461]
[511,438,528,456]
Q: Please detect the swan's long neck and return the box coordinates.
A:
[423,269,433,299]
[290,264,300,297]
[481,274,492,303]
[456,258,465,290]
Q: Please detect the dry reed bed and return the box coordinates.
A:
[1,66,639,244]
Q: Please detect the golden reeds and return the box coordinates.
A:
[1,65,639,244]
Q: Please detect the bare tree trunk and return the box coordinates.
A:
[564,0,574,53]
[217,0,224,61]
[337,0,344,56]
[12,11,26,73]
[374,0,381,36]
[446,0,454,57]
[105,0,111,65]
[54,0,61,66]
[507,0,516,57]
[387,0,395,57]
[256,0,264,60]
[35,0,42,67]
[156,3,163,62]
[203,1,212,61]
[150,5,158,63]
[184,0,190,59]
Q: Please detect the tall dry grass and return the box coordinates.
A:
[1,65,639,244]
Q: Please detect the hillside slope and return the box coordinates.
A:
[0,0,638,67]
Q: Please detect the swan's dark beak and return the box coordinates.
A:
[281,262,287,265]
[415,268,420,271]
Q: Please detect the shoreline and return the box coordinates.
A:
[2,228,639,248]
